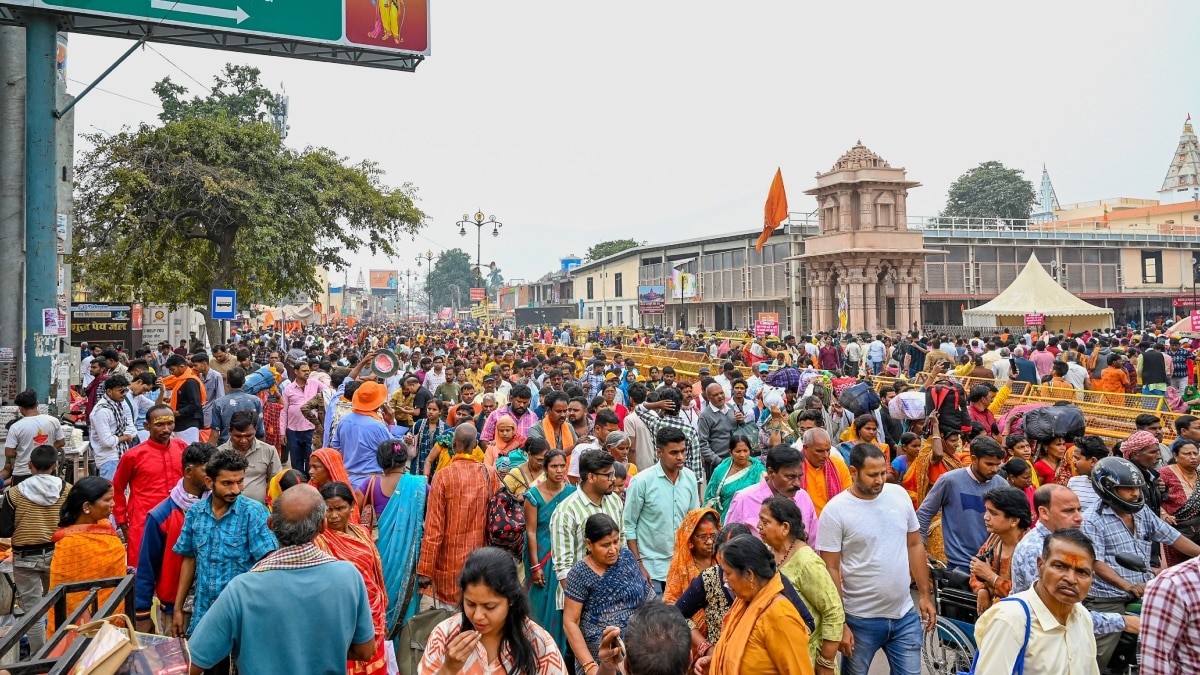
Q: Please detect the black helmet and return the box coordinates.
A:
[1090,456,1147,514]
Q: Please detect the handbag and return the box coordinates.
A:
[395,598,452,675]
[357,475,380,534]
[116,634,190,675]
[69,615,139,675]
[958,597,1031,675]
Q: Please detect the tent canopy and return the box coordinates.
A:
[963,254,1114,330]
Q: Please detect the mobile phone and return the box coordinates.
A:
[615,636,626,662]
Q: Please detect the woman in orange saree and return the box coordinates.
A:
[315,481,390,675]
[663,508,720,634]
[48,476,128,633]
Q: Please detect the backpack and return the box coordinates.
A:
[925,379,970,435]
[838,382,881,416]
[485,487,526,558]
[242,366,278,396]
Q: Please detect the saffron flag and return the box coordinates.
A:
[757,168,788,252]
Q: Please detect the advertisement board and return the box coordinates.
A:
[470,287,486,302]
[70,303,142,349]
[1024,313,1045,326]
[754,312,780,337]
[369,270,399,296]
[0,0,429,71]
[638,286,666,315]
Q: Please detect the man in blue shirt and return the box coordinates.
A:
[209,367,266,444]
[916,436,1007,571]
[188,484,375,675]
[172,449,277,643]
[330,381,407,481]
[623,426,699,591]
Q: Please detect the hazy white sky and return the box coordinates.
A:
[66,0,1199,286]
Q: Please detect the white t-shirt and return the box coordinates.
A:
[4,414,65,476]
[568,440,602,479]
[816,483,919,619]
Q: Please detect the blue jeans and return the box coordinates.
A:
[99,460,119,480]
[286,429,314,476]
[870,360,882,375]
[842,609,923,675]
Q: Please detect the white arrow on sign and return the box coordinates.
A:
[150,0,249,23]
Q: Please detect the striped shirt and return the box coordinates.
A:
[1,479,70,547]
[634,404,704,482]
[417,457,499,606]
[548,489,625,608]
[1141,556,1200,675]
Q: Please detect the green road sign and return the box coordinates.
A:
[0,0,428,70]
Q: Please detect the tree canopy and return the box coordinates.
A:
[423,249,474,312]
[942,161,1038,221]
[73,65,425,344]
[486,267,504,292]
[586,238,643,262]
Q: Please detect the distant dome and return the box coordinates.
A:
[832,141,890,171]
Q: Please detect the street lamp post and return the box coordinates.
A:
[415,251,433,322]
[458,210,502,285]
[404,269,414,320]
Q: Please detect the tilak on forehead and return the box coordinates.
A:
[151,414,175,424]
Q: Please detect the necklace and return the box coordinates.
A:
[1176,466,1198,491]
[776,539,798,566]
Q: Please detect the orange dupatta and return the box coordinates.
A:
[540,416,573,451]
[709,573,798,674]
[311,447,362,524]
[663,508,719,631]
[315,524,388,675]
[47,523,127,632]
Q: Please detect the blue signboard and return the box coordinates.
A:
[210,289,237,320]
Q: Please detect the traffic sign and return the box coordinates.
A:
[1,0,429,70]
[211,289,237,320]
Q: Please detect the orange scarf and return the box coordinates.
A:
[310,447,361,524]
[161,367,206,412]
[663,508,719,629]
[540,416,573,451]
[709,573,787,674]
[48,523,127,632]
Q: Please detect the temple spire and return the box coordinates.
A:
[1159,114,1200,203]
[1032,163,1060,223]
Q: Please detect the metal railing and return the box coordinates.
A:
[0,575,135,675]
[908,215,1200,243]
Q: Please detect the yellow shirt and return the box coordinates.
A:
[803,453,852,516]
[434,445,487,473]
[974,589,1098,675]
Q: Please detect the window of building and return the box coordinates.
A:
[606,307,614,326]
[586,277,594,299]
[1142,251,1163,284]
[614,272,623,298]
[588,306,595,321]
[616,306,624,325]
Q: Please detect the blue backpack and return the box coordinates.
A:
[959,596,1031,675]
[242,366,278,396]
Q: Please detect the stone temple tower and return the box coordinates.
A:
[798,141,939,333]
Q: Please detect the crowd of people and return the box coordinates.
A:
[2,322,1199,674]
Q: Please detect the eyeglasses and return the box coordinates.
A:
[693,533,717,542]
[596,471,616,480]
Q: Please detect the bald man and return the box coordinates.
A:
[188,484,376,675]
[797,428,852,515]
[418,423,500,607]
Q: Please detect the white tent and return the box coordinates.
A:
[963,254,1114,330]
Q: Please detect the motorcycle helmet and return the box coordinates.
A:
[1090,456,1147,514]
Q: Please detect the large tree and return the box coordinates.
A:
[73,65,425,345]
[422,249,473,314]
[486,266,504,292]
[586,238,643,262]
[942,161,1038,221]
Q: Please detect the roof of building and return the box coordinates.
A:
[832,140,890,172]
[1161,115,1200,193]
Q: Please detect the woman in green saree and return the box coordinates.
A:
[703,435,765,517]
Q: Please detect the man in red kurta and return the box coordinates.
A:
[416,423,499,606]
[113,404,186,568]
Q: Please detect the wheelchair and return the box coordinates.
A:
[923,559,979,675]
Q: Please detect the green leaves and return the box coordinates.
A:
[73,64,426,326]
[423,249,474,311]
[943,161,1038,221]
[586,239,643,262]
